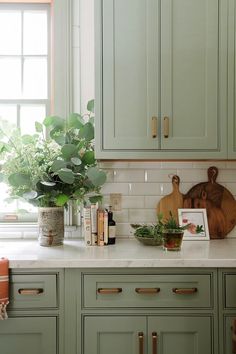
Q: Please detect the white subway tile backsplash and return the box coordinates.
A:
[99,161,236,239]
[114,169,145,182]
[146,169,177,182]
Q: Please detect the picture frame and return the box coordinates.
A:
[178,208,210,240]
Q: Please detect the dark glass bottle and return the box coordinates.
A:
[108,206,116,245]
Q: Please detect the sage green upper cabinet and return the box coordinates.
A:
[228,0,236,158]
[95,0,228,159]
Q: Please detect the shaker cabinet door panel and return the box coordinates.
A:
[0,317,57,354]
[148,316,212,354]
[161,0,224,151]
[83,316,146,354]
[101,0,159,150]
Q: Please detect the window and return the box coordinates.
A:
[0,0,72,224]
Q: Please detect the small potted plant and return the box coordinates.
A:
[131,214,164,246]
[162,212,190,251]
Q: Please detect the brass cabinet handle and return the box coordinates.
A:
[152,332,157,354]
[163,116,169,138]
[18,288,44,295]
[97,288,122,294]
[232,319,236,353]
[138,332,144,354]
[151,117,158,138]
[172,287,198,295]
[135,288,160,294]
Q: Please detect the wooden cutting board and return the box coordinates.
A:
[156,175,183,222]
[183,166,236,239]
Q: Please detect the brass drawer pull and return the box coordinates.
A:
[151,116,158,138]
[18,288,44,295]
[135,288,160,294]
[138,332,144,354]
[172,287,198,295]
[97,288,122,294]
[152,332,157,354]
[163,116,169,138]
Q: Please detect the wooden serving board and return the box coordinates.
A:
[183,166,236,239]
[156,175,183,222]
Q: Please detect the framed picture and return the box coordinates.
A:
[178,208,210,240]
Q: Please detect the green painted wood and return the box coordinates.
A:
[223,273,236,309]
[83,316,146,354]
[83,273,212,308]
[228,0,236,158]
[148,315,212,354]
[0,317,56,354]
[95,0,228,159]
[161,0,225,151]
[101,0,159,150]
[8,274,57,309]
[222,316,236,354]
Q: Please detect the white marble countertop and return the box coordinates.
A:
[1,238,236,268]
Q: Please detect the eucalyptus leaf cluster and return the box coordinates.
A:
[0,100,106,208]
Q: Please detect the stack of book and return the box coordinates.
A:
[83,204,109,246]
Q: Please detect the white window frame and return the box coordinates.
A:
[0,0,73,230]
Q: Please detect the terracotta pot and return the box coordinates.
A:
[162,230,184,251]
[38,207,64,246]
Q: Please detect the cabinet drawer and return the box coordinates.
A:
[82,274,212,308]
[9,274,57,309]
[224,274,236,308]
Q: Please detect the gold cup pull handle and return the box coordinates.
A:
[18,288,44,295]
[151,117,158,138]
[138,332,144,354]
[152,332,157,354]
[135,288,160,294]
[172,287,198,295]
[97,288,122,294]
[163,116,169,138]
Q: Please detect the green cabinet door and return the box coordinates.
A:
[228,0,236,158]
[0,317,56,354]
[96,0,159,151]
[83,316,146,354]
[161,0,227,153]
[148,316,212,354]
[222,316,236,354]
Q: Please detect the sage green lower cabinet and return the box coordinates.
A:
[0,317,56,354]
[84,315,212,354]
[1,269,64,354]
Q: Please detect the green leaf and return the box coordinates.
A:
[50,160,67,172]
[58,168,75,184]
[35,121,43,133]
[8,173,31,187]
[87,167,106,187]
[89,116,94,125]
[71,157,82,166]
[21,135,34,144]
[22,191,38,200]
[78,122,94,141]
[89,195,103,204]
[50,128,66,145]
[87,99,94,113]
[0,173,4,182]
[55,194,69,207]
[68,113,84,129]
[82,151,95,165]
[61,144,77,159]
[43,116,65,129]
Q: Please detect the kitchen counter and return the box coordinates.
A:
[1,238,236,268]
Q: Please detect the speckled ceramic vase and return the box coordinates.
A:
[38,207,64,246]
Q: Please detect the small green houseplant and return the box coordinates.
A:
[0,99,106,246]
[131,214,164,246]
[162,212,190,251]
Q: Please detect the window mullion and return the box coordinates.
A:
[21,9,24,98]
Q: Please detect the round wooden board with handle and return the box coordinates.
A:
[156,175,183,222]
[183,166,236,239]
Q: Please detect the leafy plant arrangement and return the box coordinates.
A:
[0,100,106,208]
[130,214,164,245]
[163,212,190,233]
